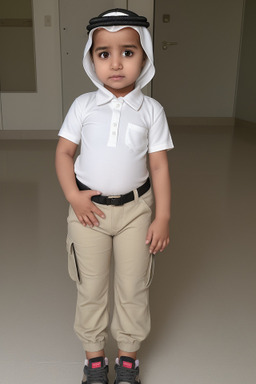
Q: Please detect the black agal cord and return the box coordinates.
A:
[86,8,150,32]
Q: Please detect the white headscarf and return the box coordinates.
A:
[82,25,155,92]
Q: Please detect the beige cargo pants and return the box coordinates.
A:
[66,188,155,353]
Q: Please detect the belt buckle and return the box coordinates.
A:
[107,195,122,206]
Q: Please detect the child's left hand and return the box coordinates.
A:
[145,218,170,255]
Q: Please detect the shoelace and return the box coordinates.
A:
[87,365,108,383]
[116,365,139,383]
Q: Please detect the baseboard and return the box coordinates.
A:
[0,118,255,141]
[235,118,256,129]
[167,117,236,126]
[0,130,59,140]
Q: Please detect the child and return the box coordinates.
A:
[55,8,174,384]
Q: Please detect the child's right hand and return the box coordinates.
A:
[69,190,105,227]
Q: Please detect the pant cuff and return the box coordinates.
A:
[117,341,141,353]
[82,341,106,353]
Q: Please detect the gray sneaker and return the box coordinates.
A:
[82,357,109,384]
[114,356,141,384]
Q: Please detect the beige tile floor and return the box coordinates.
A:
[0,125,255,383]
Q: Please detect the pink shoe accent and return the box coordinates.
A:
[92,361,102,369]
[123,361,133,369]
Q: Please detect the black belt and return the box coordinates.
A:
[76,177,150,206]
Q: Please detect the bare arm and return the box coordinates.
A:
[146,150,171,254]
[55,137,105,227]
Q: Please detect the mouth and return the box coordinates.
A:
[109,75,125,81]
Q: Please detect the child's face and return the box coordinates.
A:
[91,27,146,97]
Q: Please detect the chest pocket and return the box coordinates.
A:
[125,123,148,152]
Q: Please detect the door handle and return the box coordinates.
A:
[162,41,178,50]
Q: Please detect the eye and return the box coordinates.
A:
[99,52,109,59]
[123,50,133,57]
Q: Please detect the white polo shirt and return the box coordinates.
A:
[59,86,174,195]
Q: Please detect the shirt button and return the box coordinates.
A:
[113,122,117,127]
[116,103,121,109]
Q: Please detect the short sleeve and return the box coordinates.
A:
[58,98,83,144]
[148,107,174,153]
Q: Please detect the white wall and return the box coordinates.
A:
[1,0,255,131]
[0,0,62,130]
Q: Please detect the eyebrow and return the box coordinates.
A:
[94,44,139,52]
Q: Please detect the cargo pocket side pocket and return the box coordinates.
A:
[67,238,81,284]
[145,253,155,288]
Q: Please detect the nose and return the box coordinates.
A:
[111,54,123,70]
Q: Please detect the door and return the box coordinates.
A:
[153,0,244,118]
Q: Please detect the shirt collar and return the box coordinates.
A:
[96,86,144,111]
